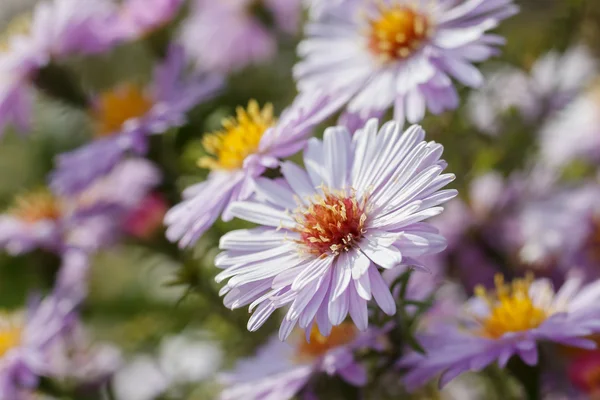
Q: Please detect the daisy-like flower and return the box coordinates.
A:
[220,324,381,400]
[0,0,116,134]
[179,0,303,73]
[294,0,518,124]
[165,90,351,248]
[0,295,76,399]
[400,272,600,390]
[50,46,222,195]
[214,118,456,339]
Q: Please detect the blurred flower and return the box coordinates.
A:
[109,0,185,42]
[179,0,303,73]
[303,0,346,20]
[568,350,600,398]
[294,0,518,125]
[468,45,597,135]
[214,119,455,339]
[50,46,222,195]
[112,355,169,400]
[0,294,76,398]
[158,332,222,386]
[123,193,168,240]
[165,91,350,248]
[0,0,116,134]
[220,324,381,400]
[400,272,600,390]
[540,86,600,169]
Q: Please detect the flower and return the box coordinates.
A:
[294,0,518,125]
[49,45,221,195]
[468,45,597,135]
[0,0,116,134]
[0,294,76,398]
[400,272,600,390]
[165,90,351,248]
[303,0,347,19]
[123,193,168,240]
[220,324,380,400]
[214,118,456,339]
[539,85,600,169]
[111,356,170,400]
[179,0,302,73]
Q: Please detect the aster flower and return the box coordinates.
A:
[400,272,600,390]
[0,294,76,399]
[165,90,352,248]
[214,118,456,339]
[50,46,222,195]
[0,0,116,134]
[304,0,347,20]
[179,0,303,73]
[220,324,381,400]
[294,0,518,124]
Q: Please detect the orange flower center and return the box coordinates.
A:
[92,84,153,137]
[0,313,22,358]
[10,190,62,223]
[293,189,368,257]
[474,274,548,339]
[296,323,357,361]
[367,4,430,63]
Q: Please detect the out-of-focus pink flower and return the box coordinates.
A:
[123,193,168,240]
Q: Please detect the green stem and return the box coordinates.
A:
[507,356,541,400]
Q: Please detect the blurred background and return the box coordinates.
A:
[1,0,600,399]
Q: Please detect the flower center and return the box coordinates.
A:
[0,313,22,358]
[199,100,275,170]
[296,323,357,361]
[9,189,62,223]
[474,274,548,339]
[0,13,31,53]
[91,84,153,137]
[366,4,430,63]
[293,189,368,257]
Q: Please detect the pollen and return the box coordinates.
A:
[0,312,22,358]
[9,189,62,223]
[366,2,431,63]
[91,84,153,137]
[0,13,31,53]
[293,188,368,257]
[296,323,357,361]
[474,274,548,339]
[198,100,275,170]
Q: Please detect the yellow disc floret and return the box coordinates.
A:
[367,2,431,63]
[474,274,548,339]
[0,312,22,358]
[296,323,357,362]
[9,189,62,223]
[199,100,275,170]
[91,84,153,137]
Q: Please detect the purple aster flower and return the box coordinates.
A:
[165,90,352,248]
[0,0,117,134]
[294,0,518,125]
[0,294,76,399]
[179,0,303,73]
[400,272,600,390]
[109,0,185,42]
[50,46,222,195]
[214,118,456,339]
[468,45,597,135]
[220,324,382,400]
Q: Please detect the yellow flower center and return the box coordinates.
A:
[91,84,153,137]
[199,100,275,170]
[0,313,22,358]
[474,274,548,339]
[9,189,62,223]
[0,13,31,53]
[293,188,369,257]
[296,323,357,362]
[367,3,431,63]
